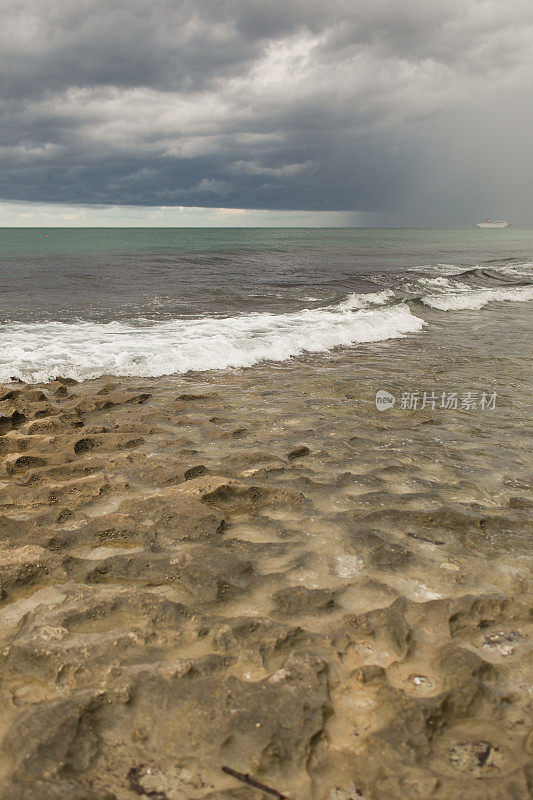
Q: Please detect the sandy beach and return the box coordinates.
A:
[0,302,531,800]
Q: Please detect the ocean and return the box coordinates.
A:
[0,226,531,383]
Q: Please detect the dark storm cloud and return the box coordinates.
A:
[1,0,532,222]
[1,0,326,98]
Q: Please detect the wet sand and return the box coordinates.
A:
[0,304,531,799]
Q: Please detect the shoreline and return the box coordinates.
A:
[0,306,531,799]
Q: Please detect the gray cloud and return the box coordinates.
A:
[1,0,532,223]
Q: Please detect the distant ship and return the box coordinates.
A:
[476,219,510,228]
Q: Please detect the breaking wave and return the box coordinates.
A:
[336,289,395,310]
[1,301,425,384]
[2,276,532,383]
[421,285,533,311]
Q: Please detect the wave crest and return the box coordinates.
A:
[1,302,425,383]
[421,285,533,311]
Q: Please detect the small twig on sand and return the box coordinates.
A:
[222,766,291,799]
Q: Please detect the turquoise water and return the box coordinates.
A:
[0,226,531,259]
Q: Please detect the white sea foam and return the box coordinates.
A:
[0,302,425,383]
[411,260,533,280]
[337,289,394,310]
[421,285,533,311]
[406,263,465,275]
[495,261,533,279]
[418,277,471,291]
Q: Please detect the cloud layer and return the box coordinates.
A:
[2,0,532,223]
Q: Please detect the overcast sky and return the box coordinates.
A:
[1,0,532,226]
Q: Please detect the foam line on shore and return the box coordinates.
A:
[1,302,424,383]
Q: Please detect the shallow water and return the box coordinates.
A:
[0,230,531,799]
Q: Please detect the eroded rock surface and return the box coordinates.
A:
[0,375,531,800]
